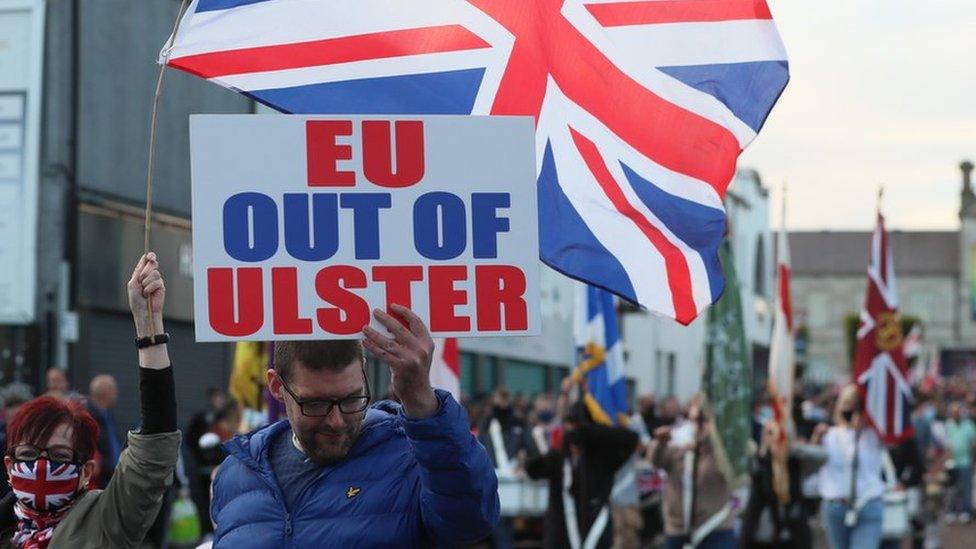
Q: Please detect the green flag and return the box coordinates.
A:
[703,240,753,487]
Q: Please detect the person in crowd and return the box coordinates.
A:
[636,393,671,544]
[530,393,556,455]
[879,433,925,549]
[85,374,122,488]
[945,401,976,523]
[44,368,72,400]
[752,391,774,445]
[479,387,538,470]
[186,387,228,463]
[0,384,33,452]
[209,304,498,546]
[478,386,538,548]
[638,394,657,430]
[818,384,885,549]
[910,393,936,458]
[524,396,638,549]
[610,408,649,549]
[513,392,530,423]
[185,387,229,536]
[654,396,681,431]
[0,383,33,498]
[0,252,180,547]
[650,400,736,549]
[740,419,827,549]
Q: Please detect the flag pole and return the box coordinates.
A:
[781,182,787,233]
[141,0,189,337]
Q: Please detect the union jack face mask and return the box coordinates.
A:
[9,458,82,512]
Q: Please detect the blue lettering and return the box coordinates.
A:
[340,193,391,260]
[283,193,339,261]
[222,192,278,262]
[471,193,510,259]
[413,192,466,260]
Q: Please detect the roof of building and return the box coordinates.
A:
[789,230,959,276]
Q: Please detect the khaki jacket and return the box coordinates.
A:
[649,436,734,536]
[47,431,181,548]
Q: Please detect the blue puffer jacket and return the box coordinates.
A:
[211,390,499,548]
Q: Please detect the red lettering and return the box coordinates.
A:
[306,120,355,186]
[271,267,313,334]
[207,267,264,336]
[475,265,527,331]
[315,265,369,335]
[362,120,425,188]
[428,265,470,332]
[372,265,424,327]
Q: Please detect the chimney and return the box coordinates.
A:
[961,160,976,219]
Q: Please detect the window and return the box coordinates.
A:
[666,353,676,397]
[460,352,477,397]
[478,355,498,393]
[549,366,571,392]
[503,359,547,395]
[754,234,767,296]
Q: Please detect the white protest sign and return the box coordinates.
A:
[190,115,539,341]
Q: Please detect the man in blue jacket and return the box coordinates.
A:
[211,304,499,547]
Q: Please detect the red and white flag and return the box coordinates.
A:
[767,217,795,437]
[429,338,460,400]
[854,213,913,445]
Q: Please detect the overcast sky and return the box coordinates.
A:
[737,1,976,231]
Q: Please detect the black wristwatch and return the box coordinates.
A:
[135,333,170,348]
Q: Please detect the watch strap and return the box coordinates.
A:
[135,333,170,348]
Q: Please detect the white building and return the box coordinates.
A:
[790,161,976,382]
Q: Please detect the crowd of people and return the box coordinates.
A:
[0,254,974,548]
[457,374,976,549]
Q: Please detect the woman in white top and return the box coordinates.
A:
[816,384,885,549]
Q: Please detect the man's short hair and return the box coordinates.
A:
[274,340,364,381]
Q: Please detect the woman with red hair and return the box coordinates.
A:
[2,253,180,548]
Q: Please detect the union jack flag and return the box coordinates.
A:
[854,213,913,445]
[162,0,789,323]
[9,460,80,511]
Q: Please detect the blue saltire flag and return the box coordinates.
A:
[574,284,628,425]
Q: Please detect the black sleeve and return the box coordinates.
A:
[140,366,177,434]
[525,450,561,480]
[570,424,639,468]
[0,492,15,536]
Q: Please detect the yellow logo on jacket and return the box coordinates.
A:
[346,486,361,499]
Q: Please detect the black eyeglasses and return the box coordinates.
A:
[278,372,371,417]
[9,444,80,464]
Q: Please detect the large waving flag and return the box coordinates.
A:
[161,0,789,324]
[574,285,628,425]
[854,213,913,445]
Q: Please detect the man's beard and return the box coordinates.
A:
[294,423,363,465]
